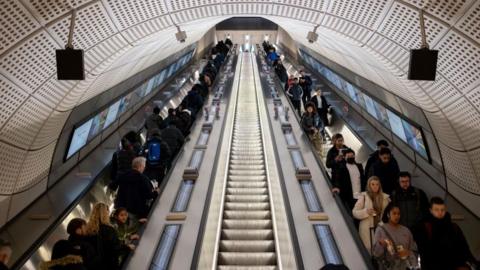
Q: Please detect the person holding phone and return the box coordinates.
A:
[373,203,418,270]
[353,176,390,254]
[326,133,348,180]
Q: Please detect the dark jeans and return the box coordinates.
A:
[291,99,302,116]
[302,91,311,109]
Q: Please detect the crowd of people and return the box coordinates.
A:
[327,136,477,269]
[262,41,331,155]
[262,42,478,270]
[263,41,330,156]
[22,40,232,270]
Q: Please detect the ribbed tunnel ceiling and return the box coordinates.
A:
[0,0,479,217]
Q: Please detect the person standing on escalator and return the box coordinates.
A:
[299,70,312,109]
[144,130,171,183]
[286,77,303,116]
[310,88,329,127]
[109,138,136,191]
[114,157,159,220]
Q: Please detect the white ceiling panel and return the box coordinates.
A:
[0,31,58,92]
[0,0,40,55]
[14,141,55,192]
[0,74,29,127]
[47,2,117,50]
[0,96,52,149]
[455,0,480,43]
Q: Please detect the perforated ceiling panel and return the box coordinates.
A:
[0,31,58,91]
[23,0,92,24]
[0,0,40,55]
[0,0,480,224]
[378,2,448,49]
[48,2,117,50]
[456,0,480,43]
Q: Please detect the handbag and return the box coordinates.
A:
[376,225,399,269]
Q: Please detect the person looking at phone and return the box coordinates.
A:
[373,203,418,270]
[326,133,349,180]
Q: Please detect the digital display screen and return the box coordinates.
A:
[402,120,428,158]
[65,49,197,161]
[118,93,132,114]
[144,77,156,97]
[66,119,93,159]
[167,64,176,78]
[174,61,181,72]
[374,102,390,128]
[387,110,407,142]
[135,82,147,98]
[87,109,108,141]
[104,100,121,129]
[156,70,166,87]
[363,95,378,119]
[345,82,358,103]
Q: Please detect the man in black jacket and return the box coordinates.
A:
[66,218,98,270]
[390,171,429,234]
[326,133,348,177]
[159,120,185,158]
[286,78,303,116]
[331,148,366,210]
[274,60,288,83]
[364,139,399,175]
[299,70,312,109]
[416,197,477,270]
[367,147,399,194]
[145,106,163,133]
[110,138,136,188]
[114,157,159,219]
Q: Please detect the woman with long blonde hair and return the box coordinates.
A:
[353,176,390,254]
[86,203,134,269]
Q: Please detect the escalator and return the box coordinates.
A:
[217,51,277,269]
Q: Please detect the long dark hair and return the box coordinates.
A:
[304,102,317,116]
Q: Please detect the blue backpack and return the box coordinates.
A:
[147,140,161,166]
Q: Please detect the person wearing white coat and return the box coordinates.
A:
[353,176,390,254]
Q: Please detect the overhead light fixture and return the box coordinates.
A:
[245,34,250,41]
[56,9,85,80]
[264,34,269,41]
[307,24,319,43]
[175,24,187,43]
[408,9,438,81]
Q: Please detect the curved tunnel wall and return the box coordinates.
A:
[0,0,479,227]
